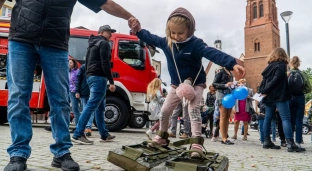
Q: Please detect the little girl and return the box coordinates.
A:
[146,78,165,140]
[130,7,245,156]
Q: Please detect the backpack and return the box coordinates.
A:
[288,70,304,95]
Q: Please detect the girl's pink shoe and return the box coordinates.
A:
[191,144,203,158]
[149,135,168,146]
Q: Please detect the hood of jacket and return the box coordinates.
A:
[261,61,286,77]
[168,7,196,37]
[88,35,107,47]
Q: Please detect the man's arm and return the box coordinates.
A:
[0,0,5,9]
[78,0,134,20]
[100,0,133,20]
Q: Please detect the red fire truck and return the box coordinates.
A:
[0,17,158,131]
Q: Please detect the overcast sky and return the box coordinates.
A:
[71,0,311,89]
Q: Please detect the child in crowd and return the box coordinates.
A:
[146,78,165,140]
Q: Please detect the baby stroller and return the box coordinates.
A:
[178,106,213,138]
[178,117,191,136]
[201,107,213,138]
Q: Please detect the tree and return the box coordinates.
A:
[303,67,312,103]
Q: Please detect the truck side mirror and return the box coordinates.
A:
[139,39,146,47]
[138,48,146,61]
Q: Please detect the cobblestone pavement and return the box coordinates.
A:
[0,124,311,171]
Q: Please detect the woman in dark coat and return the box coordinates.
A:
[259,48,304,152]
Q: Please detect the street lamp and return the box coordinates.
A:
[280,11,293,57]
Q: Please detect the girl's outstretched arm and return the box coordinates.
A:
[136,29,166,49]
[196,39,245,77]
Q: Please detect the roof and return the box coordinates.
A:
[214,39,222,44]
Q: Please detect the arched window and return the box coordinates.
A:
[254,39,260,52]
[259,2,264,17]
[253,3,257,19]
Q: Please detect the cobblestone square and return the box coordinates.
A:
[0,124,311,171]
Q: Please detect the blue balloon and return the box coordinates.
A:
[233,87,248,100]
[222,94,236,109]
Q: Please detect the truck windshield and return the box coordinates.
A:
[68,36,112,63]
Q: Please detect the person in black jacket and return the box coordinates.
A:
[72,25,116,144]
[259,47,305,152]
[1,0,137,170]
[205,84,216,137]
[213,67,235,145]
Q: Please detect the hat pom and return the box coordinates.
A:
[176,83,196,101]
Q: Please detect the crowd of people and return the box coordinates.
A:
[145,47,311,154]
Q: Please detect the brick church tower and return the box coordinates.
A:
[244,0,280,92]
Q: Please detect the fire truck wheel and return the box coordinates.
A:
[0,108,8,124]
[101,96,129,132]
[128,115,147,128]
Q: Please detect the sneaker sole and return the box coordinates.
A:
[71,137,93,145]
[52,163,80,171]
[287,149,306,152]
[263,146,281,149]
[146,133,152,140]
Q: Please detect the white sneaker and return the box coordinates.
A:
[296,143,303,148]
[211,137,217,142]
[146,129,153,140]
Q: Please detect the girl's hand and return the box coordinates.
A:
[225,82,233,87]
[233,64,246,77]
[260,94,267,97]
[128,18,141,33]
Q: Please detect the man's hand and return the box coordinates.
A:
[128,17,141,33]
[109,84,116,92]
[260,94,267,97]
[75,93,80,98]
[233,64,246,78]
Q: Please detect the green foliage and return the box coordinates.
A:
[303,67,312,103]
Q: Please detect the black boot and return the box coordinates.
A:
[286,138,305,152]
[4,157,27,171]
[51,153,80,171]
[263,137,281,149]
[280,140,287,147]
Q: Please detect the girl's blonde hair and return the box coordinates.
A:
[238,79,247,84]
[267,48,289,64]
[290,56,300,69]
[146,78,162,101]
[165,16,191,51]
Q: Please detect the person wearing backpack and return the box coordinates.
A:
[259,48,305,152]
[288,56,312,146]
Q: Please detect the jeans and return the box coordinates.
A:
[289,95,305,143]
[69,92,80,125]
[264,101,293,139]
[258,119,264,143]
[271,120,276,141]
[7,41,72,159]
[80,97,95,129]
[73,76,109,138]
[276,112,285,141]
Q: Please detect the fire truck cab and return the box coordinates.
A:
[0,17,158,131]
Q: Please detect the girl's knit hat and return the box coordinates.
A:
[168,7,196,37]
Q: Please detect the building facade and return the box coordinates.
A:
[244,0,280,92]
[203,40,222,99]
[0,1,15,17]
[152,59,161,77]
